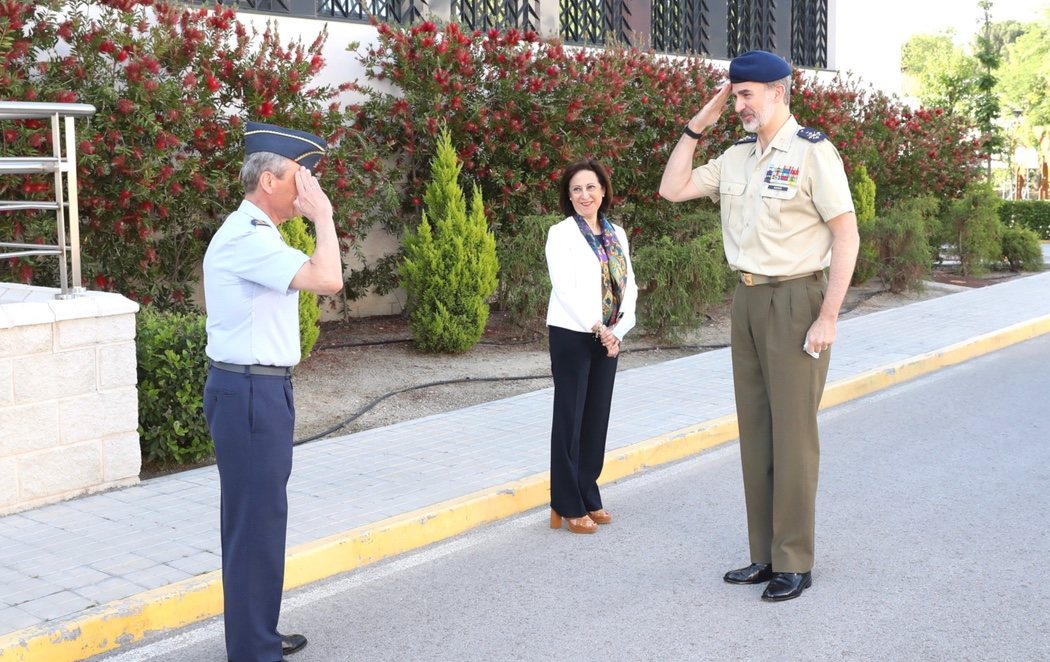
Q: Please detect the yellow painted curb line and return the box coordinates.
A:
[2,315,1049,661]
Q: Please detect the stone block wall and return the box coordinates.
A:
[0,283,140,515]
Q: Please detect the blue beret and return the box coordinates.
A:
[729,50,792,84]
[244,121,327,171]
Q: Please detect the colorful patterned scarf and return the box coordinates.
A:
[573,214,629,326]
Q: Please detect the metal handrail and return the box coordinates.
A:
[0,100,95,298]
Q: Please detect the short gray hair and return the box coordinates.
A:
[240,152,294,194]
[766,75,792,105]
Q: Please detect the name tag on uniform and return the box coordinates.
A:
[763,163,799,198]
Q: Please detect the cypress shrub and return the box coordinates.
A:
[850,165,880,285]
[401,129,498,353]
[278,217,322,361]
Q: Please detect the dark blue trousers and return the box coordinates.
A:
[204,368,294,662]
[548,325,619,518]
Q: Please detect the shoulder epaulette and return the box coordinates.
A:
[733,134,758,145]
[797,127,827,143]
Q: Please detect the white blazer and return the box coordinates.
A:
[545,216,638,340]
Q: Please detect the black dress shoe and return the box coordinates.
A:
[723,563,773,584]
[761,572,812,601]
[281,633,308,656]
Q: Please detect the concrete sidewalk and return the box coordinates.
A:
[2,268,1050,662]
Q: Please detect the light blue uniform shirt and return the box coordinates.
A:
[203,200,310,367]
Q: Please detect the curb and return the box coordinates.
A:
[2,315,1049,661]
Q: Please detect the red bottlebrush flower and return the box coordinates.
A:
[309,54,324,73]
[56,91,76,103]
[99,40,116,54]
[116,49,129,63]
[116,99,134,114]
[259,101,274,117]
[205,75,220,92]
[58,22,73,41]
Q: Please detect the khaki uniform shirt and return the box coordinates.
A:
[691,115,854,277]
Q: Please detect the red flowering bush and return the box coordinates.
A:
[355,21,984,239]
[0,0,390,307]
[354,20,734,238]
[790,73,983,206]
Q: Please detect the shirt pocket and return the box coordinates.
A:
[760,184,799,229]
[719,181,746,227]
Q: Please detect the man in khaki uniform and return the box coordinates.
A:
[659,50,859,601]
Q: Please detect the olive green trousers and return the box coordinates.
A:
[730,273,830,573]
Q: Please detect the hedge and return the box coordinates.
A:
[999,200,1050,240]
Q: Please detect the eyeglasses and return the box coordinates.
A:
[570,184,602,198]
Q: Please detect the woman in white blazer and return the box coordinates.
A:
[545,160,638,534]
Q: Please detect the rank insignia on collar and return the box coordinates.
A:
[734,134,758,145]
[250,218,273,228]
[797,127,827,143]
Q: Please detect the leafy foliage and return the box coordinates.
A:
[401,129,498,353]
[999,200,1050,240]
[999,224,1044,271]
[632,210,734,341]
[943,182,1002,276]
[999,9,1050,129]
[871,197,939,293]
[0,0,391,307]
[136,308,211,466]
[495,214,556,329]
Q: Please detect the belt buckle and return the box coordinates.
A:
[742,272,754,287]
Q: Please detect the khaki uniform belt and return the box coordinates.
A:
[209,360,293,377]
[739,271,823,287]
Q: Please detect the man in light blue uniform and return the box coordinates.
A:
[203,121,343,662]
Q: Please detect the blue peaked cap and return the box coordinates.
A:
[244,121,327,171]
[729,50,792,83]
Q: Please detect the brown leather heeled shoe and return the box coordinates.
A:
[550,509,598,534]
[587,509,612,525]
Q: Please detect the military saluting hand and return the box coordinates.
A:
[686,82,733,134]
[293,166,333,223]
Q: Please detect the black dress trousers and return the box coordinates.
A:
[548,325,619,518]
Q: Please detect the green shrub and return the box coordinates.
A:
[944,182,1002,276]
[136,308,211,467]
[634,230,735,340]
[849,165,879,285]
[1000,225,1044,271]
[495,213,557,329]
[999,200,1050,240]
[872,197,939,293]
[278,217,321,361]
[401,129,499,353]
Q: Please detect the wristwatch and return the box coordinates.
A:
[683,124,703,140]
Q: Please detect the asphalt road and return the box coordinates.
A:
[100,334,1050,662]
